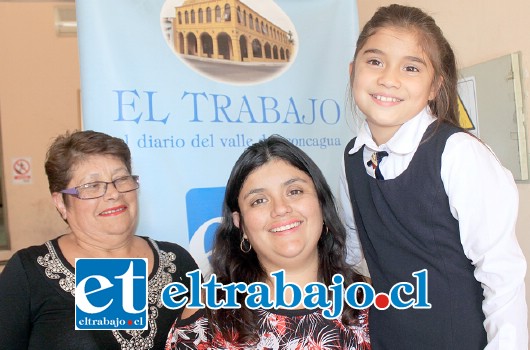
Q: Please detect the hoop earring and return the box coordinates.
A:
[240,237,252,253]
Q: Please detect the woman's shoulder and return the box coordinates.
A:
[0,237,73,295]
[146,238,197,263]
[142,237,199,282]
[8,237,60,264]
[147,238,191,255]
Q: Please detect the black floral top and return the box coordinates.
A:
[0,236,198,350]
[166,307,370,349]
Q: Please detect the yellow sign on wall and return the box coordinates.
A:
[458,95,475,130]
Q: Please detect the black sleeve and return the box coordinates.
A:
[0,253,32,350]
[174,244,200,288]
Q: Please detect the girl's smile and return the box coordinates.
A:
[352,26,438,145]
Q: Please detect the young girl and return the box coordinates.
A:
[340,4,527,349]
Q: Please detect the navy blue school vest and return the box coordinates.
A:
[344,122,487,349]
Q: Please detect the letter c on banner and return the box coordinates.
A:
[189,217,222,275]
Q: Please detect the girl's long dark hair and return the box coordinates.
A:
[206,135,365,345]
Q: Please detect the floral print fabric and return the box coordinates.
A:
[166,308,370,349]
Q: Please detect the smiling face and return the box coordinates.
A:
[232,159,323,274]
[52,154,138,243]
[352,26,438,144]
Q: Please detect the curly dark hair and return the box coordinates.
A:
[207,135,365,345]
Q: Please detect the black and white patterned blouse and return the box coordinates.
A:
[0,236,198,350]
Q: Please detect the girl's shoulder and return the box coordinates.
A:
[445,131,500,162]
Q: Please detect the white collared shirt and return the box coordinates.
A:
[339,108,528,349]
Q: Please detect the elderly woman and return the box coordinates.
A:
[0,130,198,349]
[166,135,370,349]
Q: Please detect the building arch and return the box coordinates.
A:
[217,32,232,59]
[178,32,185,54]
[186,32,198,55]
[252,39,262,58]
[264,42,272,59]
[239,35,248,61]
[172,0,295,64]
[200,33,214,58]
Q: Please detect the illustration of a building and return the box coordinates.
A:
[172,0,295,63]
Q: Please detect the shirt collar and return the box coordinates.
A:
[348,107,436,155]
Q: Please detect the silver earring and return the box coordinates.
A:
[240,237,252,253]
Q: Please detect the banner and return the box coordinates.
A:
[76,0,359,272]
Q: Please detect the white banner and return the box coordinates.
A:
[76,0,359,271]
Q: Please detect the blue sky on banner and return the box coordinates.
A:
[76,0,359,272]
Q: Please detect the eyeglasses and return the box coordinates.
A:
[60,175,140,200]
